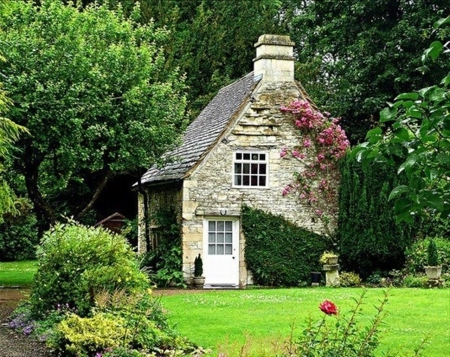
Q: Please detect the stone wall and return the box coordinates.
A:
[137,182,182,253]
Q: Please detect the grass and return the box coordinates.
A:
[0,260,37,286]
[158,287,450,357]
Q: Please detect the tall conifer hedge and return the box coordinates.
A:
[337,157,417,278]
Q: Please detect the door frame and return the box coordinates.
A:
[202,216,240,288]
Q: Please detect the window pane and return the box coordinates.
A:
[235,175,242,185]
[209,221,216,231]
[251,175,258,186]
[225,233,232,243]
[217,233,224,243]
[259,176,266,186]
[260,153,266,160]
[225,244,232,254]
[225,221,232,231]
[260,164,266,174]
[208,244,216,255]
[217,245,224,255]
[243,163,250,174]
[243,153,250,160]
[236,153,242,160]
[208,233,216,243]
[217,221,224,231]
[252,154,258,160]
[251,163,258,174]
[234,163,242,174]
[243,175,250,186]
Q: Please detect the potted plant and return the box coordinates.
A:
[424,239,442,280]
[193,254,205,287]
[320,251,338,265]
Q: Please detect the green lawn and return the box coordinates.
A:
[0,260,37,286]
[158,288,450,357]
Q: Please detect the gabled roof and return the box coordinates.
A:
[141,72,259,185]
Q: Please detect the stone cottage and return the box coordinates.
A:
[138,34,328,288]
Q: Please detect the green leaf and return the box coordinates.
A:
[422,41,443,61]
[393,128,410,141]
[395,92,419,101]
[398,155,417,174]
[365,127,382,138]
[380,107,397,123]
[388,185,409,201]
[433,16,450,29]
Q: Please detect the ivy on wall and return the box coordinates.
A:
[242,205,331,286]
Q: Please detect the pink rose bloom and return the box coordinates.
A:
[319,300,338,315]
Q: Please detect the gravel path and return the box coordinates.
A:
[0,288,54,357]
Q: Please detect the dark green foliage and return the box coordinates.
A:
[0,199,38,261]
[427,239,439,266]
[405,238,450,273]
[141,209,184,287]
[194,254,203,277]
[337,156,417,278]
[30,222,149,317]
[287,0,450,143]
[242,205,330,286]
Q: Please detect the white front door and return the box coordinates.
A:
[203,218,239,287]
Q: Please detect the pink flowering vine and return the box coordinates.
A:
[280,100,350,237]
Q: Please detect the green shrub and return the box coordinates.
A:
[30,221,149,317]
[339,271,361,287]
[403,274,428,288]
[0,199,38,261]
[427,239,439,266]
[404,237,450,274]
[56,312,128,356]
[242,205,331,286]
[141,209,184,287]
[337,157,417,278]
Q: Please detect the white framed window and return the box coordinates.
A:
[233,151,268,187]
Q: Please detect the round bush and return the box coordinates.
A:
[30,221,149,317]
[339,271,362,287]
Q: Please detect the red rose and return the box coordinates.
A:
[319,300,338,315]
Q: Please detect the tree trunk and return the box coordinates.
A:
[75,169,113,220]
[23,148,55,230]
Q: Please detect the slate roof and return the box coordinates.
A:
[141,72,259,185]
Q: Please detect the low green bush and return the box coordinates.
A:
[404,237,450,274]
[242,205,331,286]
[30,221,149,317]
[0,199,38,261]
[339,271,361,287]
[403,274,429,288]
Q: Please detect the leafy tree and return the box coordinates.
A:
[0,52,28,219]
[77,0,285,118]
[0,0,187,227]
[285,0,450,143]
[352,17,450,224]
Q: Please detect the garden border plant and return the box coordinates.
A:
[9,220,202,357]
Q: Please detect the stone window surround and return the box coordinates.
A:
[232,150,269,188]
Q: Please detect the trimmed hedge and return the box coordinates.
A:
[337,157,417,278]
[242,205,330,286]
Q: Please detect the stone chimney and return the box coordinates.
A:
[253,34,295,82]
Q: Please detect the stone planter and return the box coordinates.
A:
[193,276,205,288]
[326,256,338,265]
[424,266,442,280]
